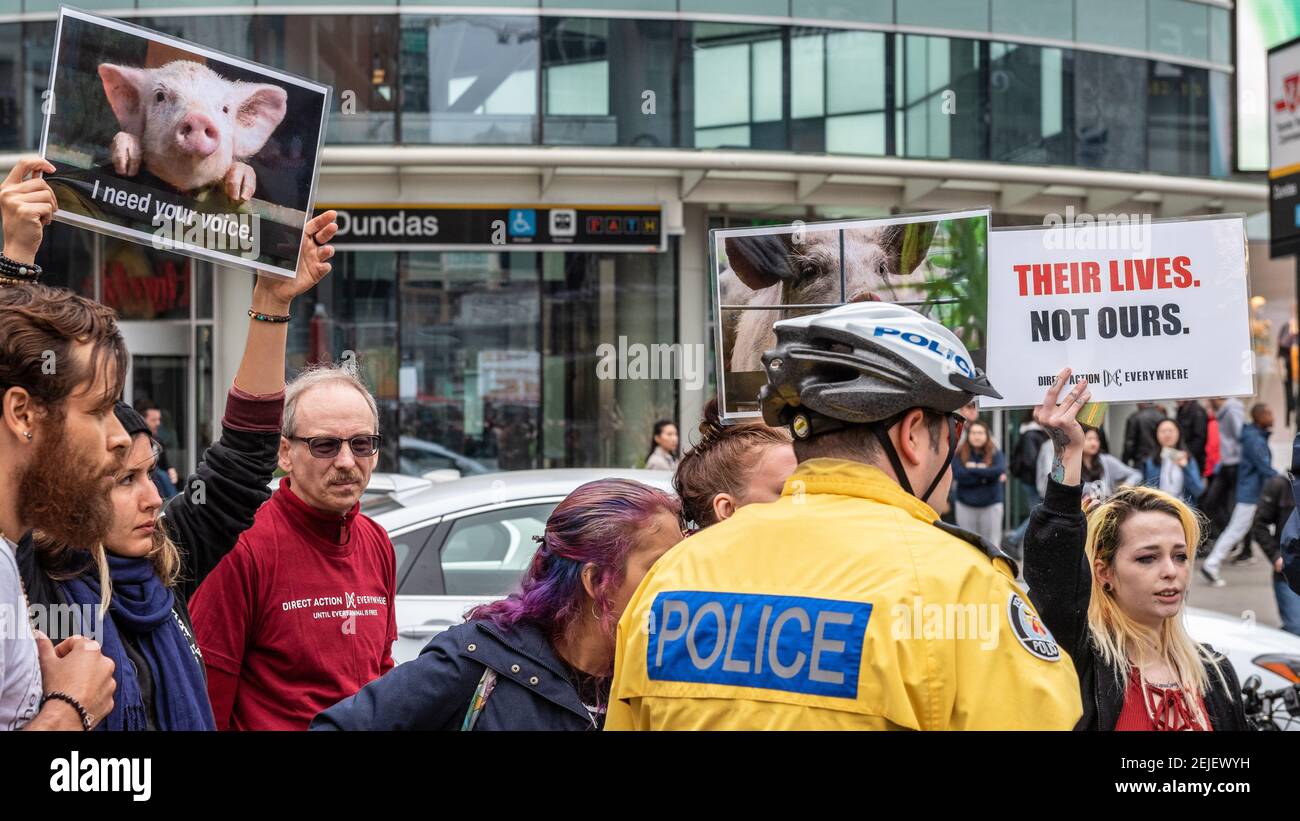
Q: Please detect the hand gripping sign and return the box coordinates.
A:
[982,214,1253,408]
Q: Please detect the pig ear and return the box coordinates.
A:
[231,84,288,159]
[98,63,148,135]
[890,223,937,276]
[724,234,796,291]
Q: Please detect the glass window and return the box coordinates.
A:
[898,35,985,160]
[253,15,398,144]
[991,0,1073,41]
[543,0,675,8]
[897,0,990,32]
[542,17,612,144]
[441,503,554,596]
[390,524,435,591]
[827,31,885,114]
[826,112,886,155]
[791,34,825,119]
[1209,68,1231,178]
[1208,6,1230,66]
[543,247,676,469]
[0,24,21,151]
[1147,61,1208,176]
[989,42,1071,165]
[23,22,54,151]
[687,23,784,149]
[195,324,214,458]
[682,0,789,15]
[399,251,540,474]
[135,17,255,60]
[24,0,129,9]
[1073,51,1147,171]
[792,0,893,24]
[400,15,539,145]
[1148,0,1208,61]
[1076,0,1146,53]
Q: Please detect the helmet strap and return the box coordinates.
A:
[870,412,960,506]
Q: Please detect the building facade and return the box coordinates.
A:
[0,0,1271,479]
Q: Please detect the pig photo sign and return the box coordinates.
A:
[39,7,330,278]
[712,208,990,420]
[982,214,1253,408]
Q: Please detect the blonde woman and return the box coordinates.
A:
[1023,368,1247,731]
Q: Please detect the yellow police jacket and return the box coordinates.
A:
[606,458,1083,730]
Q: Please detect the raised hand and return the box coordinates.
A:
[251,209,338,313]
[0,157,58,265]
[1032,367,1091,488]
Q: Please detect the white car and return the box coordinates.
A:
[363,472,1300,727]
[365,469,673,665]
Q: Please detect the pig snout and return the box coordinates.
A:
[177,113,220,157]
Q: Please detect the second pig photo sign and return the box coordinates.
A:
[39,7,331,278]
[711,208,991,420]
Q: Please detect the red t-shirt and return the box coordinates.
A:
[190,480,397,730]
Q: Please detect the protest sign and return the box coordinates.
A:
[39,7,330,278]
[983,214,1252,408]
[711,209,990,421]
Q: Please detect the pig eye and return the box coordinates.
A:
[154,91,165,103]
[876,260,889,275]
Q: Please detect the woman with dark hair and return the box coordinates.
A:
[951,420,1006,546]
[1141,418,1204,507]
[312,479,684,731]
[1037,424,1140,505]
[674,399,794,529]
[645,420,679,471]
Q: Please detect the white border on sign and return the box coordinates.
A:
[39,5,333,279]
[983,212,1255,409]
[710,206,992,423]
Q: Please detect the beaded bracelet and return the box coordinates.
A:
[41,691,93,731]
[248,308,291,323]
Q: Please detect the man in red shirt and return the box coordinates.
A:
[190,365,397,730]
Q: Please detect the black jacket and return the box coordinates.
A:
[1252,474,1293,584]
[16,405,281,729]
[1122,405,1166,468]
[1176,401,1209,479]
[311,619,600,731]
[1023,479,1249,731]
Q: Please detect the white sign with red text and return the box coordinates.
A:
[983,215,1252,408]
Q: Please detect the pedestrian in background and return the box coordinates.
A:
[1201,403,1276,586]
[1141,419,1204,507]
[644,420,679,471]
[951,420,1005,547]
[1251,474,1300,636]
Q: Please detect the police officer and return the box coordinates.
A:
[606,302,1083,729]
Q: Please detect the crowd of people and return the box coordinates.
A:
[2,154,1300,733]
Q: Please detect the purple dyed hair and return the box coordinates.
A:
[467,478,681,661]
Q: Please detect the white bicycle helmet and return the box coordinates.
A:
[759,302,1001,503]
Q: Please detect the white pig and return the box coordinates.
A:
[721,224,936,371]
[98,60,288,203]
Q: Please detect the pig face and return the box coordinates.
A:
[98,60,287,194]
[720,223,937,372]
[722,224,936,307]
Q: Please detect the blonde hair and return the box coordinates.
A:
[1084,485,1229,727]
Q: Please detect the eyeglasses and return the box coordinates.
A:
[949,412,968,442]
[289,434,382,459]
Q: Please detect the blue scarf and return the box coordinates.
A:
[60,553,216,731]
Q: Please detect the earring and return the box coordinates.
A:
[22,431,31,442]
[591,604,600,621]
[1103,582,1113,593]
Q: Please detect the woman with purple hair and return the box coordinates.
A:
[311,478,684,730]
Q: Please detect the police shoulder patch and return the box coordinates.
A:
[1007,591,1061,662]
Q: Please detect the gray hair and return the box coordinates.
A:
[282,363,379,437]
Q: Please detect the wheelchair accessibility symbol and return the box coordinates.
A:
[509,209,537,237]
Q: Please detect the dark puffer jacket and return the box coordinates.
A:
[1023,479,1248,731]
